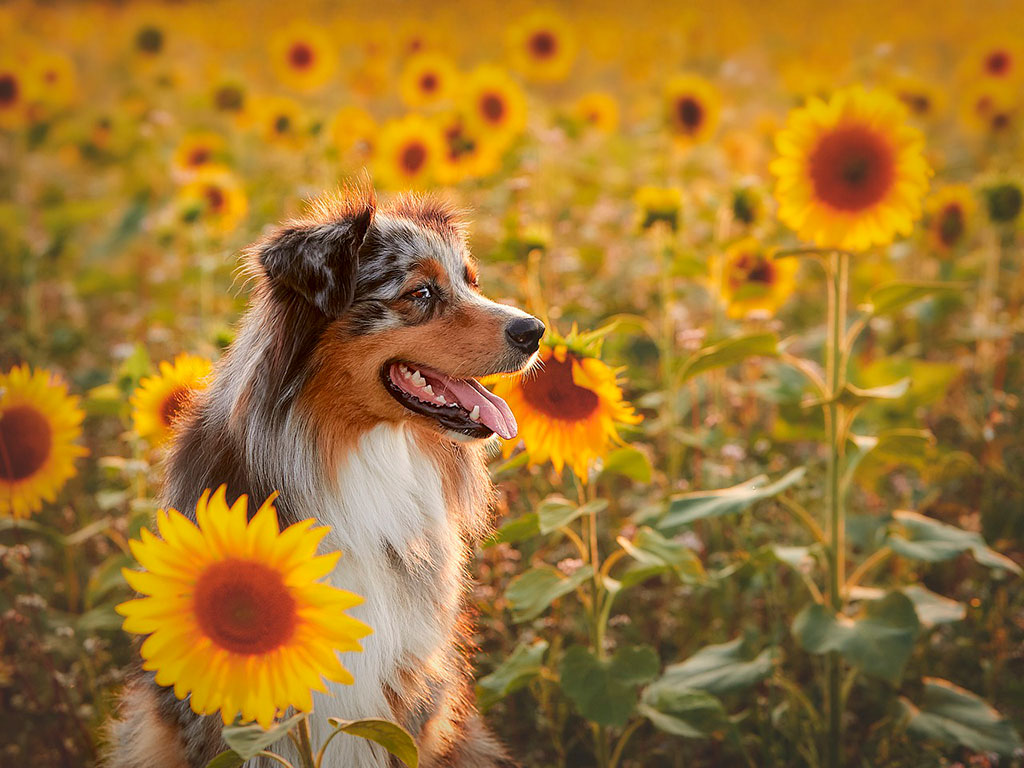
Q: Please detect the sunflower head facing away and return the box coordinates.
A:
[117,486,371,728]
[131,353,213,444]
[770,86,931,252]
[488,326,641,481]
[0,364,86,519]
[715,238,798,320]
[924,184,975,254]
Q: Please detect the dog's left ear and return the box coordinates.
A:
[257,200,374,317]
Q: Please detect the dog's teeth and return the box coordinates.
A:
[411,372,426,386]
[469,405,480,421]
[436,395,445,404]
[423,384,433,395]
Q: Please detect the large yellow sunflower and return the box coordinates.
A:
[770,86,931,252]
[0,364,86,519]
[131,354,213,444]
[663,74,721,145]
[506,9,578,83]
[399,51,458,109]
[460,65,528,148]
[269,22,337,93]
[489,331,641,481]
[117,486,371,729]
[714,238,798,319]
[924,184,976,255]
[373,114,445,189]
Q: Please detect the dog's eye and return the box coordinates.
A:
[406,285,432,301]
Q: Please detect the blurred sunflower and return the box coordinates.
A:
[177,168,248,235]
[171,132,227,177]
[730,185,768,229]
[27,50,76,113]
[117,485,371,728]
[399,52,458,109]
[770,86,931,252]
[924,185,975,255]
[0,364,86,519]
[961,38,1023,84]
[714,238,798,319]
[507,9,577,83]
[959,83,1018,138]
[132,20,167,58]
[488,328,641,480]
[131,353,212,444]
[436,113,501,185]
[0,58,31,130]
[210,77,251,125]
[374,114,444,189]
[981,180,1023,225]
[573,91,619,133]
[253,95,307,148]
[269,22,337,92]
[664,74,721,145]
[330,105,376,159]
[634,186,682,231]
[461,65,528,147]
[887,72,945,121]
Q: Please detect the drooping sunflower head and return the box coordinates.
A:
[663,74,721,145]
[714,238,798,320]
[924,185,976,254]
[770,86,931,252]
[0,364,86,519]
[488,326,641,481]
[460,65,528,147]
[373,113,445,189]
[210,77,250,123]
[399,51,458,109]
[634,185,683,232]
[573,91,619,134]
[131,353,213,444]
[116,486,371,728]
[506,9,577,83]
[269,22,337,92]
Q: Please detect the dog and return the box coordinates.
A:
[107,182,544,768]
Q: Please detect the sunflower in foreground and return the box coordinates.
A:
[131,353,212,444]
[770,86,931,252]
[0,364,86,519]
[924,185,975,255]
[117,486,371,728]
[714,238,798,319]
[488,327,641,480]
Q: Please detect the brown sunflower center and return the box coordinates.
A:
[480,92,506,123]
[136,26,164,55]
[938,204,964,246]
[676,96,703,132]
[0,74,17,106]
[193,560,297,655]
[274,114,291,134]
[400,141,428,174]
[419,72,439,92]
[900,92,931,115]
[730,253,775,288]
[528,30,557,59]
[985,50,1011,76]
[160,387,191,427]
[188,148,210,167]
[0,406,52,481]
[288,42,315,70]
[214,85,244,112]
[521,355,599,422]
[808,125,895,212]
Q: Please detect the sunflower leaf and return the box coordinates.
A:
[222,713,307,760]
[862,281,963,317]
[476,640,549,710]
[204,751,244,768]
[600,446,653,483]
[900,678,1022,755]
[506,565,594,623]
[661,467,805,530]
[885,510,1020,573]
[678,332,779,383]
[327,718,419,768]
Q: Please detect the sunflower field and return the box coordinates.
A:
[3,0,1024,766]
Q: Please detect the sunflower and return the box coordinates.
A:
[634,186,683,231]
[664,74,721,145]
[373,114,445,189]
[488,328,641,480]
[730,185,768,229]
[460,65,528,148]
[981,181,1023,225]
[714,238,798,319]
[27,50,76,113]
[269,22,337,93]
[506,9,577,83]
[770,86,931,252]
[210,77,251,125]
[131,354,213,444]
[924,185,975,255]
[0,364,86,519]
[253,96,308,148]
[961,38,1023,84]
[959,82,1018,138]
[116,486,371,728]
[330,106,376,159]
[573,91,619,134]
[0,57,31,130]
[399,52,458,109]
[171,132,227,177]
[436,112,501,185]
[887,73,945,121]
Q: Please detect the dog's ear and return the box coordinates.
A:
[257,198,374,317]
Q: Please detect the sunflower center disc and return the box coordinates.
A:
[159,387,191,428]
[808,125,895,212]
[0,75,17,106]
[194,560,297,655]
[0,405,53,481]
[677,97,704,131]
[481,93,506,123]
[288,43,314,70]
[939,205,964,246]
[401,142,427,174]
[529,31,557,59]
[521,356,599,421]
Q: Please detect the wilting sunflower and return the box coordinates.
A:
[131,354,213,444]
[506,9,577,83]
[634,186,683,231]
[399,52,458,109]
[0,364,86,519]
[488,328,641,480]
[460,65,528,148]
[330,105,376,159]
[664,74,721,145]
[770,86,931,252]
[269,22,337,92]
[981,180,1023,225]
[714,238,798,319]
[374,113,445,189]
[436,113,501,185]
[171,132,227,177]
[117,486,371,728]
[573,91,619,134]
[924,185,975,255]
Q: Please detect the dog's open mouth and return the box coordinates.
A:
[382,361,518,440]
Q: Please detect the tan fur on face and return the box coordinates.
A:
[105,680,188,768]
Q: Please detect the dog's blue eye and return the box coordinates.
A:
[407,285,432,300]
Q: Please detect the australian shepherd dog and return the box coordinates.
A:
[107,183,543,768]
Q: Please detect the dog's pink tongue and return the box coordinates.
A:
[443,377,517,439]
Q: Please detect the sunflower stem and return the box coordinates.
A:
[294,716,316,768]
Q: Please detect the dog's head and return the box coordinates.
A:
[249,183,542,446]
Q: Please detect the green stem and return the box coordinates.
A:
[654,224,682,486]
[295,717,316,768]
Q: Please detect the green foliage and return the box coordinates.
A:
[885,510,1021,573]
[222,714,307,760]
[477,640,549,710]
[654,636,777,696]
[901,678,1022,755]
[505,565,595,623]
[327,718,420,768]
[660,467,805,530]
[558,645,660,726]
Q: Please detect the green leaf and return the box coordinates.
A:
[885,510,1021,573]
[901,677,1022,755]
[76,604,124,633]
[483,513,540,548]
[617,526,705,587]
[600,446,653,483]
[900,585,966,628]
[505,565,594,623]
[792,592,920,683]
[489,450,529,479]
[476,640,549,710]
[806,379,911,409]
[536,497,608,534]
[203,751,244,768]
[678,333,779,384]
[661,467,805,530]
[327,718,419,768]
[222,713,306,760]
[558,645,660,727]
[659,636,777,696]
[639,680,727,738]
[863,281,962,317]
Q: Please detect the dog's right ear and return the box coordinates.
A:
[257,194,374,317]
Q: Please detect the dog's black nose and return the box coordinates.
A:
[506,316,545,354]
